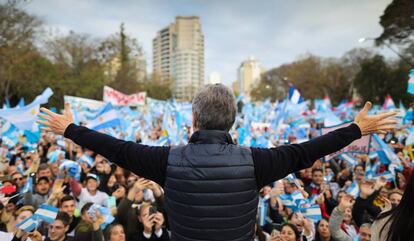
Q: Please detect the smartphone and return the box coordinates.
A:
[149,206,158,216]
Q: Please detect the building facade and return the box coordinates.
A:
[237,56,265,96]
[153,16,205,101]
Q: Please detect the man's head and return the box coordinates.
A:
[312,168,324,186]
[192,84,236,131]
[85,173,99,192]
[48,212,70,241]
[389,190,403,207]
[80,202,94,223]
[38,163,53,180]
[36,176,51,195]
[11,172,25,188]
[14,205,35,224]
[59,195,77,218]
[359,223,371,241]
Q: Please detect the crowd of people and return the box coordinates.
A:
[0,94,412,241]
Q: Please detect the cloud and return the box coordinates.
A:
[25,0,392,86]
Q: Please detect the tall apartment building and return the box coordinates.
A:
[237,56,265,96]
[153,16,205,101]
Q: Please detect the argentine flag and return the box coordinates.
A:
[86,103,121,130]
[346,182,360,198]
[34,204,58,223]
[408,69,414,95]
[338,153,358,167]
[301,204,322,223]
[0,120,17,138]
[16,216,40,232]
[0,88,53,130]
[372,171,394,182]
[372,134,401,165]
[288,85,304,104]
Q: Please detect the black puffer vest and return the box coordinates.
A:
[164,130,259,241]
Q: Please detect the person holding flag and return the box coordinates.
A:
[38,84,397,241]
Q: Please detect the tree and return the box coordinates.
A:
[376,0,414,45]
[42,31,107,107]
[353,55,392,104]
[0,0,42,104]
[259,54,351,104]
[250,71,286,101]
[97,23,146,94]
[388,59,414,106]
[143,73,172,100]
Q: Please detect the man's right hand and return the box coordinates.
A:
[37,103,74,135]
[354,101,397,136]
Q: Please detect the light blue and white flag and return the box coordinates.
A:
[258,197,269,226]
[16,216,40,232]
[78,154,94,167]
[346,182,360,198]
[289,85,304,104]
[34,204,58,224]
[86,103,121,130]
[89,204,115,229]
[0,120,17,137]
[279,194,296,210]
[323,110,342,127]
[0,88,53,130]
[372,134,401,165]
[338,153,358,167]
[372,171,394,182]
[59,160,81,181]
[300,204,322,223]
[407,69,414,95]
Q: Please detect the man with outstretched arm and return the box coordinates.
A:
[38,84,396,241]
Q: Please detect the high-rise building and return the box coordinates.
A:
[237,56,265,96]
[153,16,205,101]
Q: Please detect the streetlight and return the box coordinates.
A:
[359,37,414,67]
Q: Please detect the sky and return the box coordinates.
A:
[22,0,393,86]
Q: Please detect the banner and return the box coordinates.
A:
[322,122,370,160]
[64,96,105,110]
[103,86,146,106]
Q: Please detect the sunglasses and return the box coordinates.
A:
[13,177,23,181]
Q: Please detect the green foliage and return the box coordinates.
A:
[256,54,352,105]
[353,54,414,105]
[142,75,172,100]
[376,0,414,45]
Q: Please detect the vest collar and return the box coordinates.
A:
[189,130,234,144]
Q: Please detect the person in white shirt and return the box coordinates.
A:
[77,173,108,208]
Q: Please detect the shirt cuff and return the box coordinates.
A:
[143,231,152,239]
[155,229,163,238]
[63,123,77,138]
[349,123,362,139]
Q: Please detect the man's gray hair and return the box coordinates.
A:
[192,84,236,131]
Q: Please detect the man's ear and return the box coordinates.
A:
[192,113,198,131]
